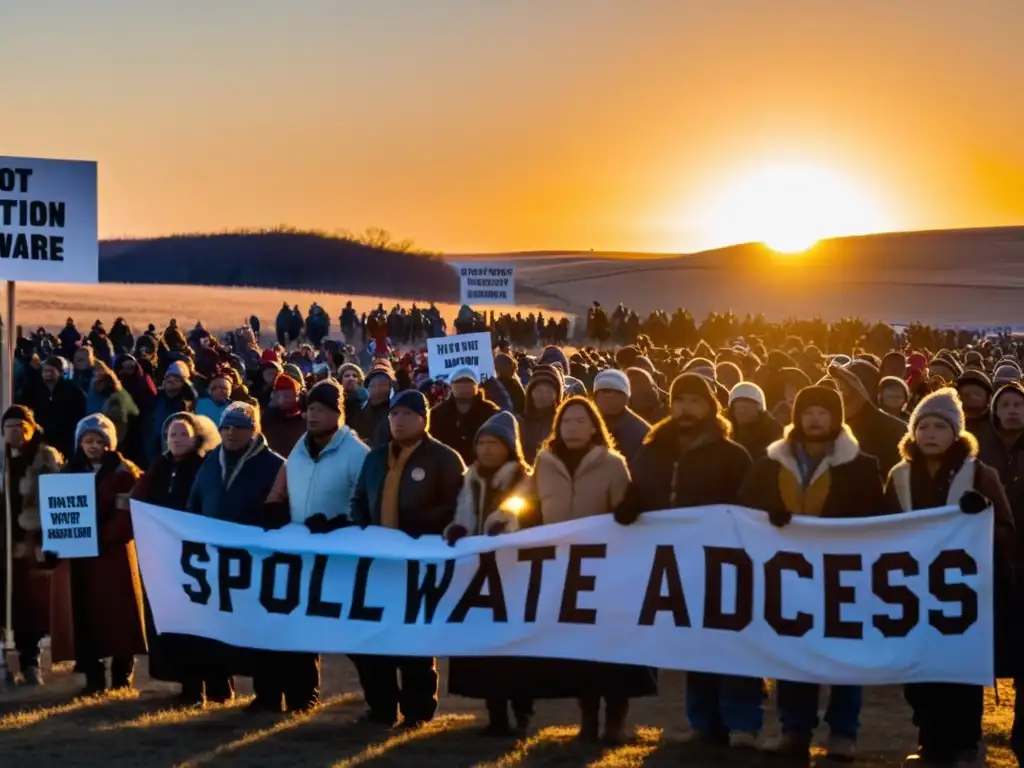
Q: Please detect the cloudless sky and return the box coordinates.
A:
[3,0,1022,253]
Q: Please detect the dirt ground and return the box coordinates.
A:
[0,654,1017,768]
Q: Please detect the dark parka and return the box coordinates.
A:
[186,434,285,525]
[429,392,501,466]
[351,435,465,537]
[604,407,651,463]
[737,425,885,518]
[729,411,784,462]
[21,378,86,461]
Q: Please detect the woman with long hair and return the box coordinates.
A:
[531,396,654,744]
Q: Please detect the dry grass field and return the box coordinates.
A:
[0,654,1017,768]
[11,283,566,339]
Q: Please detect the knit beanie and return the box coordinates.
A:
[260,348,279,364]
[220,401,259,430]
[528,364,564,399]
[365,365,396,388]
[42,356,64,373]
[389,389,429,419]
[881,351,907,377]
[956,370,993,396]
[273,372,301,394]
[878,376,910,400]
[307,379,344,414]
[828,360,878,404]
[475,411,524,463]
[728,382,766,412]
[992,383,1024,430]
[929,357,962,382]
[338,363,364,383]
[593,369,631,397]
[909,388,965,436]
[75,413,118,452]
[669,373,718,412]
[791,385,844,433]
[993,364,1021,385]
[538,346,569,375]
[283,364,304,386]
[165,360,191,382]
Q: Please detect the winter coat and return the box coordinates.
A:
[2,436,64,636]
[977,426,1024,551]
[604,408,650,463]
[498,374,526,415]
[446,459,547,701]
[186,435,285,525]
[343,386,368,431]
[520,407,556,466]
[618,416,752,520]
[351,436,464,537]
[50,452,147,664]
[58,324,82,359]
[268,427,370,524]
[845,403,907,478]
[261,407,307,457]
[729,411,784,461]
[429,393,501,465]
[533,445,630,525]
[99,387,140,453]
[21,378,86,460]
[738,425,885,519]
[883,438,1021,678]
[352,399,391,449]
[147,387,197,464]
[132,452,207,512]
[195,396,229,427]
[481,377,514,413]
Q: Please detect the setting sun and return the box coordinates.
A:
[702,164,891,253]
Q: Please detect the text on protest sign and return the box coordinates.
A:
[0,157,98,283]
[132,502,994,686]
[39,473,99,558]
[427,332,496,381]
[456,262,516,306]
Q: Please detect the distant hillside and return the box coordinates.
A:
[99,231,574,310]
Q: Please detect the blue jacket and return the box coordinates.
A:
[195,396,229,426]
[187,434,284,525]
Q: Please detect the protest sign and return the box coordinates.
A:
[427,332,495,381]
[0,156,98,283]
[132,502,993,686]
[456,263,515,305]
[39,473,98,558]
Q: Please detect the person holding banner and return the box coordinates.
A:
[885,388,1016,767]
[444,411,537,736]
[429,367,501,465]
[615,373,758,750]
[50,414,146,695]
[1,405,65,687]
[738,384,885,760]
[350,389,465,727]
[531,396,646,745]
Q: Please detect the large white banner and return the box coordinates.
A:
[132,502,994,686]
[0,156,98,283]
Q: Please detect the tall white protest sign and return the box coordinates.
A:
[133,502,994,686]
[38,473,98,558]
[455,263,516,306]
[0,157,98,283]
[427,332,496,381]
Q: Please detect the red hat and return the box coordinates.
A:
[261,348,279,364]
[273,372,301,394]
[908,353,928,373]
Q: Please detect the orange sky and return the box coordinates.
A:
[4,1,1022,253]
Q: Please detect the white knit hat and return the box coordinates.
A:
[728,382,766,412]
[594,369,631,397]
[909,387,965,436]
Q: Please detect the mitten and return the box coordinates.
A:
[768,509,793,528]
[305,513,331,534]
[958,490,990,516]
[444,524,468,546]
[485,520,508,536]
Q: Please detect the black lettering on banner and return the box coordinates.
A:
[763,551,814,637]
[0,167,32,193]
[702,546,753,631]
[308,554,343,619]
[823,554,864,639]
[259,552,303,614]
[405,560,455,624]
[871,552,920,638]
[518,545,556,622]
[447,551,508,623]
[349,557,384,621]
[181,541,212,605]
[928,549,978,635]
[638,545,691,627]
[217,547,253,613]
[558,544,606,624]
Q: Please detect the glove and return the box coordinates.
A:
[614,506,639,526]
[444,524,468,546]
[768,509,793,528]
[305,513,332,534]
[959,490,990,515]
[485,520,508,536]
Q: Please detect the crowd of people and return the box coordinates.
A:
[3,302,1024,768]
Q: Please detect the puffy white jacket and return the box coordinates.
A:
[284,427,369,524]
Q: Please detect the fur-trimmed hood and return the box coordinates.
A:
[766,423,861,486]
[447,460,531,537]
[13,441,65,534]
